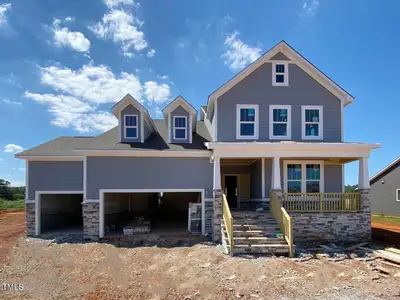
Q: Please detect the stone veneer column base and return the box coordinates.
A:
[26,203,35,236]
[213,189,222,243]
[204,200,214,239]
[82,202,100,241]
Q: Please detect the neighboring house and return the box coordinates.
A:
[16,41,379,255]
[370,157,400,216]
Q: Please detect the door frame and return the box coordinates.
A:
[223,174,240,209]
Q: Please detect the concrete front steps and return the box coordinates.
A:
[221,211,290,256]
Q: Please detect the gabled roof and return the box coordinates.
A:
[162,95,197,115]
[111,94,157,132]
[370,157,400,184]
[208,40,355,110]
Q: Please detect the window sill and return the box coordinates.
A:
[236,136,259,140]
[269,136,291,140]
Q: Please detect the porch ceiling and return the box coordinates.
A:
[221,158,258,165]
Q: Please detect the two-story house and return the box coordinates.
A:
[16,41,379,256]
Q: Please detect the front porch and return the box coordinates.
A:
[207,142,378,256]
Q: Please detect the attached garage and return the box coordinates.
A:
[100,189,204,238]
[36,192,84,235]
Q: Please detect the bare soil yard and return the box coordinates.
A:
[1,210,400,299]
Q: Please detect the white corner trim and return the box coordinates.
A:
[35,190,84,236]
[236,104,259,140]
[301,105,323,140]
[204,198,214,202]
[25,200,35,204]
[140,112,144,143]
[261,158,266,198]
[272,61,289,86]
[83,156,87,199]
[283,160,325,193]
[123,114,139,140]
[83,199,100,203]
[99,188,205,238]
[189,114,193,144]
[173,115,188,140]
[168,112,171,143]
[214,100,218,141]
[269,105,292,140]
[341,103,344,142]
[25,160,29,201]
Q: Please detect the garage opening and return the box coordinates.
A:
[103,192,202,236]
[40,194,83,235]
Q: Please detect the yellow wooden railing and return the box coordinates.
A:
[281,193,360,212]
[222,193,234,254]
[270,191,294,257]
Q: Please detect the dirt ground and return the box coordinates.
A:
[1,210,400,300]
[0,209,25,264]
[371,218,400,249]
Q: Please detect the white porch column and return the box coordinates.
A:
[358,157,370,189]
[213,156,221,190]
[271,156,282,190]
[261,158,266,198]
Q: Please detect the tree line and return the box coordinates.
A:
[0,179,25,200]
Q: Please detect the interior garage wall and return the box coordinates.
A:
[87,157,213,199]
[40,194,83,231]
[28,161,83,199]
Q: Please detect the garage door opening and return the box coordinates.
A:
[103,191,202,237]
[39,193,83,235]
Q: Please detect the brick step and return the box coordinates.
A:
[230,244,290,255]
[225,237,287,246]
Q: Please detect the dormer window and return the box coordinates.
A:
[124,114,138,139]
[173,116,187,139]
[272,62,289,86]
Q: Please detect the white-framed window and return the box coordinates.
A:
[396,189,400,202]
[284,161,324,193]
[272,62,289,86]
[124,114,138,139]
[269,105,291,139]
[173,116,187,140]
[302,106,323,140]
[236,104,259,139]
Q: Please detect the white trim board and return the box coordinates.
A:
[99,189,206,238]
[15,156,84,161]
[34,190,84,236]
[74,150,211,157]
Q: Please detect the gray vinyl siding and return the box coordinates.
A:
[250,160,262,199]
[120,105,141,143]
[217,62,342,142]
[170,105,190,144]
[371,164,400,216]
[143,119,152,141]
[86,157,213,199]
[324,165,343,193]
[28,161,83,199]
[270,52,290,60]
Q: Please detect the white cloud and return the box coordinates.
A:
[146,48,156,58]
[89,9,147,56]
[157,75,169,80]
[104,0,135,8]
[9,180,25,187]
[2,99,22,106]
[64,16,75,22]
[222,31,261,70]
[0,3,11,26]
[39,64,143,104]
[144,81,171,103]
[300,0,320,17]
[4,144,24,153]
[25,63,171,133]
[52,18,91,52]
[18,167,26,171]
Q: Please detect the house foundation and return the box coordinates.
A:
[26,203,35,236]
[213,189,222,243]
[82,202,99,241]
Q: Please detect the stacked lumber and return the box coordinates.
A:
[362,247,400,277]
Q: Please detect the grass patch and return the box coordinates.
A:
[372,215,400,226]
[0,199,25,210]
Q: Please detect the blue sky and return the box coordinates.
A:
[0,0,399,186]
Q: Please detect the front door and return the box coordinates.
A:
[224,175,238,209]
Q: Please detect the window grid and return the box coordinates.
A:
[302,106,323,140]
[284,161,324,194]
[236,104,259,139]
[124,114,138,139]
[269,105,291,140]
[173,116,187,140]
[272,62,288,86]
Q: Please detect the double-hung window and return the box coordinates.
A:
[124,115,138,139]
[236,104,259,139]
[302,106,323,140]
[285,161,324,193]
[272,62,289,86]
[269,105,291,139]
[173,116,187,139]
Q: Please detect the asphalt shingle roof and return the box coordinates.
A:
[16,120,212,157]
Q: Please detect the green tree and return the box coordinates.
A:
[0,179,12,200]
[13,194,25,200]
[345,184,358,193]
